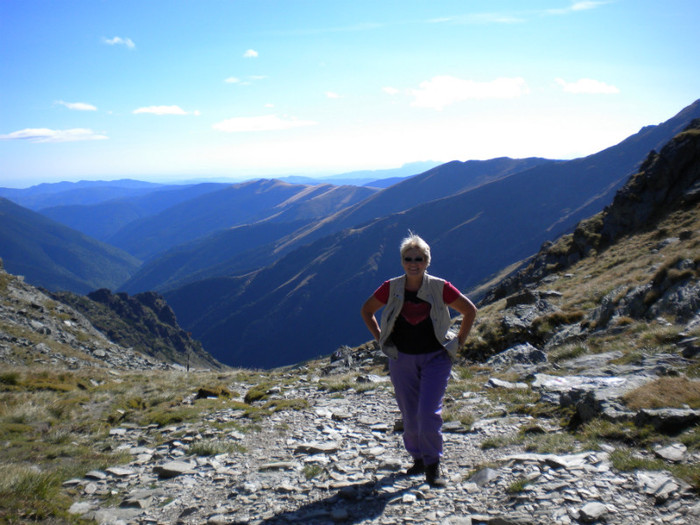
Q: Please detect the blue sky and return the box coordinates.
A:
[1,0,699,187]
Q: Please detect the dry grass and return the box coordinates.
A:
[623,376,700,410]
[542,206,699,311]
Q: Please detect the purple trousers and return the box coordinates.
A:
[389,349,452,466]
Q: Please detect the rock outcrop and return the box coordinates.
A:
[49,288,223,370]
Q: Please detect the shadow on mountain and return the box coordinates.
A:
[255,472,420,524]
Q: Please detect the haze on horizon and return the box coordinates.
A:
[1,0,699,188]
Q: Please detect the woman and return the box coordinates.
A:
[361,233,477,487]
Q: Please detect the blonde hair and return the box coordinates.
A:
[399,232,431,266]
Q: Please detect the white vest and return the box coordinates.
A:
[377,273,458,359]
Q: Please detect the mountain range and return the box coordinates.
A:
[1,99,699,368]
[164,100,700,367]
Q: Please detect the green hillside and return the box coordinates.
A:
[0,198,140,293]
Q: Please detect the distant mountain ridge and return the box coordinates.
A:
[0,179,169,210]
[280,161,441,186]
[163,99,700,368]
[40,183,229,241]
[108,179,378,261]
[122,157,550,293]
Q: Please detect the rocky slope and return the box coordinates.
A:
[0,259,216,371]
[60,360,699,525]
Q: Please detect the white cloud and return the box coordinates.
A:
[555,78,620,94]
[225,75,266,85]
[103,36,135,49]
[133,105,201,116]
[56,101,97,111]
[546,1,608,15]
[383,87,400,96]
[410,76,529,110]
[325,91,341,99]
[571,1,607,11]
[0,128,108,143]
[243,49,259,58]
[212,115,317,133]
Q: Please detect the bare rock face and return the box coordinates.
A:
[601,121,700,241]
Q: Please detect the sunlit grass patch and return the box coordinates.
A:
[244,382,278,403]
[484,387,539,408]
[320,380,352,393]
[548,343,589,364]
[442,406,475,430]
[0,368,92,393]
[262,398,309,412]
[480,435,521,450]
[0,450,130,523]
[671,463,700,492]
[579,419,657,448]
[0,466,72,523]
[622,376,700,410]
[523,431,580,454]
[610,448,666,472]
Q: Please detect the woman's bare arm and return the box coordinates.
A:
[361,295,384,341]
[448,294,477,346]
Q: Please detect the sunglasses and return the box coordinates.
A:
[403,256,425,263]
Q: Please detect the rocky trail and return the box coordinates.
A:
[65,352,700,525]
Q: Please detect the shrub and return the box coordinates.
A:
[480,435,521,450]
[244,382,275,403]
[0,372,20,387]
[197,385,233,399]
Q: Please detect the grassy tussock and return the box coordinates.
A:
[622,376,700,410]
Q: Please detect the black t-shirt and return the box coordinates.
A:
[390,289,443,354]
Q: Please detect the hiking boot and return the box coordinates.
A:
[405,458,424,476]
[425,461,447,488]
